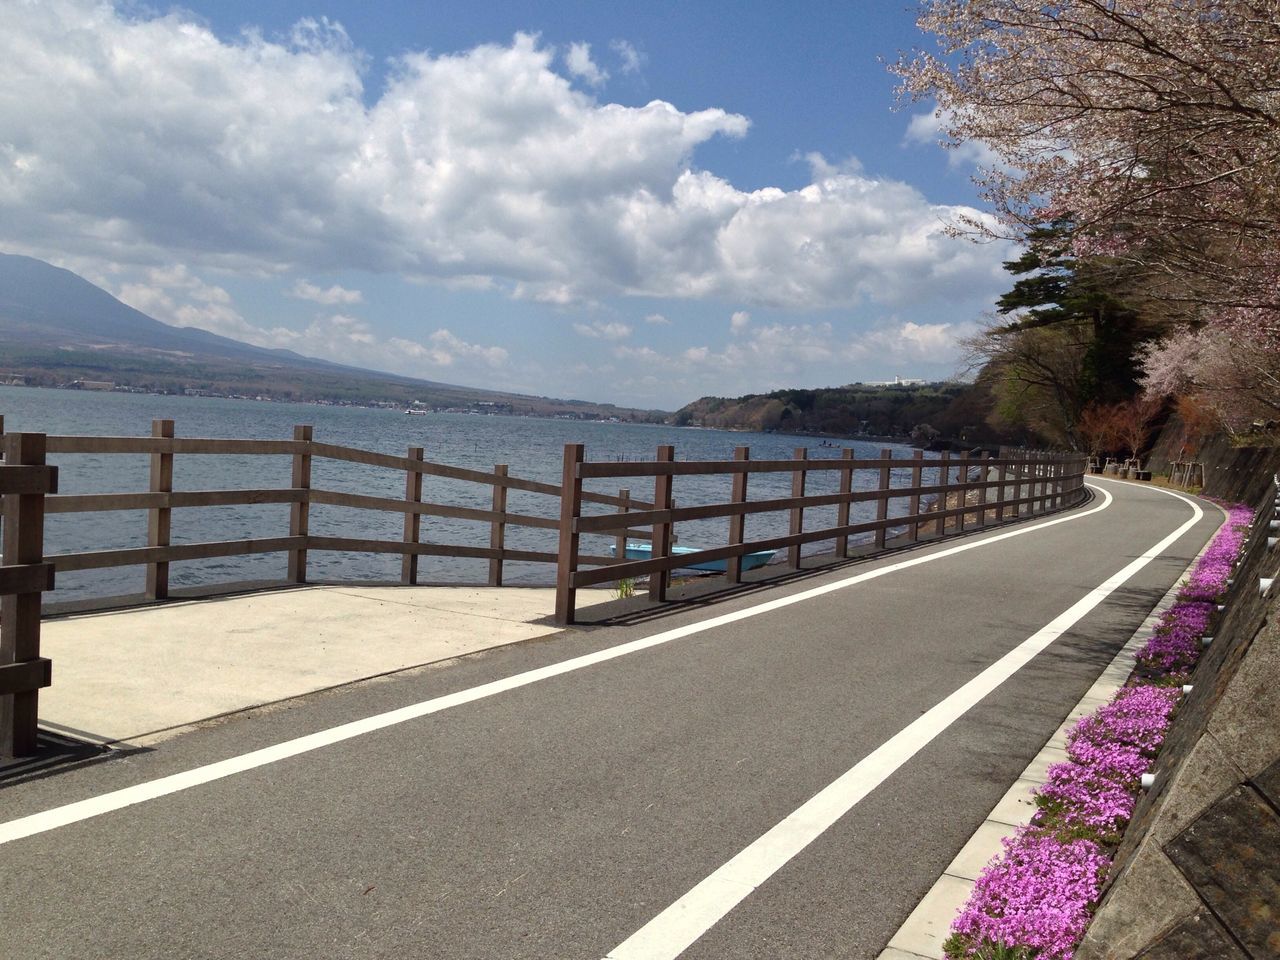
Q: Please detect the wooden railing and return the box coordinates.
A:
[27,419,655,601]
[1,430,57,758]
[553,444,1087,623]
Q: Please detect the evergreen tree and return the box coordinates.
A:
[994,220,1146,407]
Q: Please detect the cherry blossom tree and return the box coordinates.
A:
[896,0,1280,432]
[1141,321,1280,435]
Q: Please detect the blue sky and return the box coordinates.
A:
[1,0,1009,409]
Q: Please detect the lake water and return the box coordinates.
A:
[0,385,927,602]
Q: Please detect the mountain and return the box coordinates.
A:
[0,253,664,419]
[0,253,332,365]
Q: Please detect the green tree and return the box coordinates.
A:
[971,221,1155,448]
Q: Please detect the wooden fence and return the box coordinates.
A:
[0,415,1085,756]
[553,444,1087,623]
[13,418,661,601]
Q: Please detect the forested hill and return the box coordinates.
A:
[671,383,977,439]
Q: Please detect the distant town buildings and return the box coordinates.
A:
[862,375,928,387]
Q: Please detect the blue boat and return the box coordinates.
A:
[611,542,776,573]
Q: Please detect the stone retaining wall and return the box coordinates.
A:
[1146,414,1280,504]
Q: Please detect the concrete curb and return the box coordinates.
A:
[877,493,1229,960]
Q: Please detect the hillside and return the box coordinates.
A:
[0,254,664,419]
[671,383,1007,442]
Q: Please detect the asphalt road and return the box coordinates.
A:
[0,477,1222,960]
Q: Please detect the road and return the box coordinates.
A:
[0,477,1221,959]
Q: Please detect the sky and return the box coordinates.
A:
[0,0,1012,409]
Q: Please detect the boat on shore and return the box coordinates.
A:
[610,541,776,573]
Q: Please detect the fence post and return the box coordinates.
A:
[487,464,508,587]
[145,418,174,600]
[995,458,1008,522]
[907,449,924,542]
[1010,452,1024,519]
[554,443,585,625]
[788,447,807,568]
[288,425,312,583]
[726,447,749,583]
[615,488,631,576]
[977,457,991,527]
[935,451,951,537]
[649,445,675,602]
[1037,452,1049,513]
[835,447,854,558]
[1,432,54,759]
[1023,452,1034,516]
[401,446,424,585]
[874,448,893,549]
[956,452,970,533]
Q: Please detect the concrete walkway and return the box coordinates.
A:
[39,584,607,746]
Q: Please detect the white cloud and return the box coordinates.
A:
[608,317,971,396]
[643,313,670,325]
[564,42,608,87]
[290,279,363,305]
[115,263,508,376]
[0,4,1007,313]
[610,39,644,74]
[117,265,301,347]
[292,317,508,371]
[730,310,751,333]
[906,108,1004,171]
[573,320,632,340]
[864,320,967,359]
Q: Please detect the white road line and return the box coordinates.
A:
[603,485,1203,960]
[2,485,1119,846]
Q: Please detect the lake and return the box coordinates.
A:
[0,385,926,602]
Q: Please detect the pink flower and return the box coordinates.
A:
[948,827,1109,960]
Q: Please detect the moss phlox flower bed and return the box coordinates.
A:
[944,503,1252,959]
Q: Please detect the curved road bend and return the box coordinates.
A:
[0,477,1221,960]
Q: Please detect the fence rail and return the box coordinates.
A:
[0,413,1086,757]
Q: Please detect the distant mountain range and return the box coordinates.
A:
[0,253,664,419]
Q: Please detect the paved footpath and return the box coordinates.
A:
[0,477,1221,960]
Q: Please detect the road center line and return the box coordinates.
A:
[2,484,1120,846]
[602,484,1204,960]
